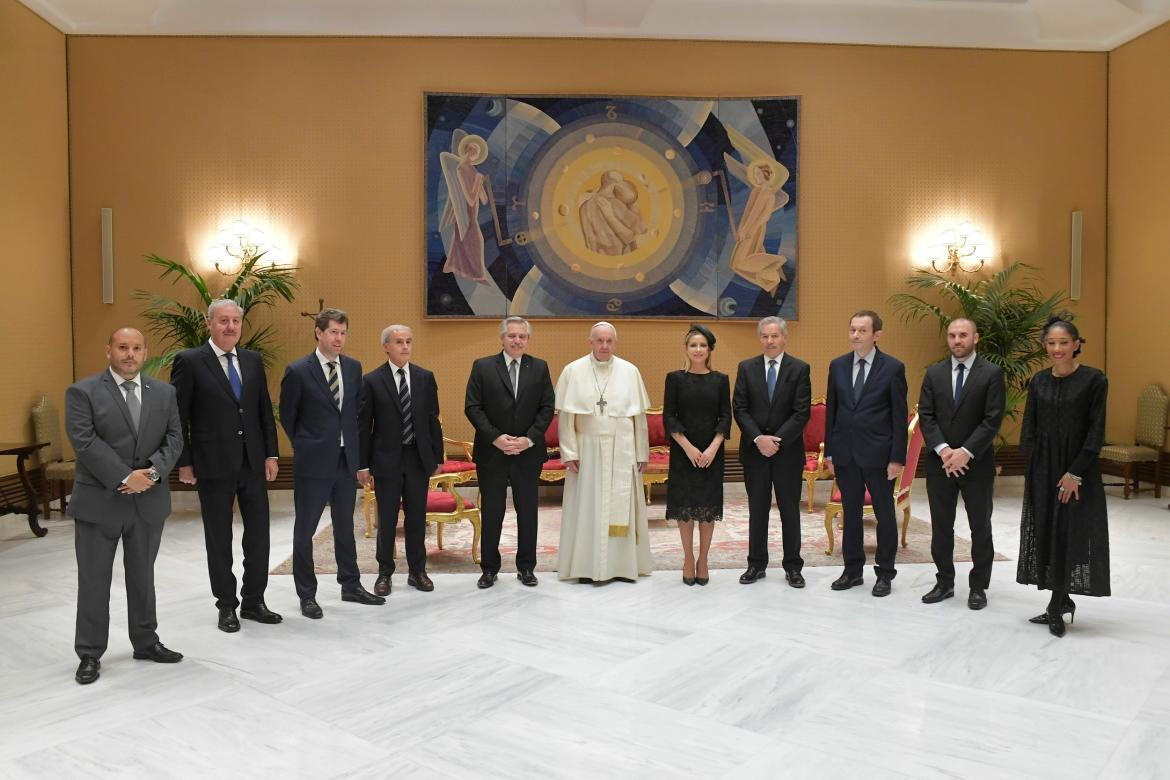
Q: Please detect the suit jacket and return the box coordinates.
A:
[733,354,812,467]
[917,355,1006,477]
[279,352,363,478]
[464,353,555,470]
[358,362,444,477]
[64,371,184,529]
[824,348,909,469]
[171,343,279,479]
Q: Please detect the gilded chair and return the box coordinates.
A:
[361,426,481,562]
[1100,383,1168,499]
[540,412,567,485]
[823,412,924,555]
[31,395,75,516]
[642,406,670,504]
[801,398,830,511]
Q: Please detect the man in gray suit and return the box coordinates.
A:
[65,328,185,685]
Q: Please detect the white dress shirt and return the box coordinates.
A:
[755,353,785,444]
[208,339,243,384]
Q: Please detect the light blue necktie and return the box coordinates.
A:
[766,359,778,400]
[225,353,242,401]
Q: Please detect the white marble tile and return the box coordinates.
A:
[400,681,771,779]
[2,483,1168,776]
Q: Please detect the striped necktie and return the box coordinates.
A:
[327,361,341,410]
[398,367,414,444]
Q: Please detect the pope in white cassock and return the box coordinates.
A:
[555,322,653,582]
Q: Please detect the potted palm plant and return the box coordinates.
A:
[134,251,300,376]
[889,262,1069,440]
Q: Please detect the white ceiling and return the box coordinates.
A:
[18,0,1170,51]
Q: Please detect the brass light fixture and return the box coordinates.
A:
[208,219,284,275]
[926,221,989,276]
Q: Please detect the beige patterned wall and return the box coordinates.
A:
[66,36,1107,450]
[1108,21,1170,446]
[0,0,71,466]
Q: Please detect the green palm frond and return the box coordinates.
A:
[889,262,1068,440]
[134,252,301,377]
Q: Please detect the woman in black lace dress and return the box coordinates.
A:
[664,325,731,586]
[1017,316,1109,637]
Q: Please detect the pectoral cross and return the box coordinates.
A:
[596,396,607,414]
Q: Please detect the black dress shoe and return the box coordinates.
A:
[374,574,391,597]
[407,571,435,592]
[517,569,538,587]
[477,572,497,589]
[75,656,101,685]
[830,572,864,591]
[1029,597,1076,625]
[218,607,240,633]
[922,584,955,604]
[739,566,766,584]
[968,589,988,610]
[872,577,892,597]
[240,601,283,624]
[341,585,385,605]
[133,642,183,663]
[785,570,806,589]
[300,598,324,619]
[577,577,593,584]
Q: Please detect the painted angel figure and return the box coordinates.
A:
[439,131,491,284]
[723,126,791,296]
[578,170,647,255]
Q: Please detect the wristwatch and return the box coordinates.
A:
[147,467,161,483]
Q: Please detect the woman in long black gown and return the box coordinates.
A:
[1017,316,1110,637]
[664,325,731,586]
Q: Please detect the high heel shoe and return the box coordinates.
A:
[1029,598,1071,626]
[683,562,696,586]
[1028,597,1076,626]
[1047,606,1066,637]
[695,561,709,586]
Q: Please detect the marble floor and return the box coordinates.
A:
[1,478,1168,779]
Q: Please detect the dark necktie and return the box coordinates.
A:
[853,358,867,403]
[510,359,519,398]
[327,361,341,410]
[122,381,140,431]
[225,352,242,401]
[954,362,966,406]
[398,367,414,445]
[766,359,778,400]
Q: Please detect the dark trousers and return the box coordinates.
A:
[196,463,271,610]
[927,470,995,589]
[292,449,360,599]
[743,455,804,571]
[74,514,163,659]
[374,444,429,575]
[478,458,541,573]
[836,463,898,578]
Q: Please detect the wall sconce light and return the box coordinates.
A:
[925,221,990,276]
[208,219,285,276]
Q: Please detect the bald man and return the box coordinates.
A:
[65,328,185,684]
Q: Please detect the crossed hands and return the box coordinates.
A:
[117,469,156,494]
[755,435,782,458]
[687,441,722,468]
[493,434,531,456]
[939,447,971,477]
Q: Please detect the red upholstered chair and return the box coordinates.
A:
[801,398,830,511]
[540,412,567,485]
[361,419,481,561]
[823,411,924,555]
[643,406,670,504]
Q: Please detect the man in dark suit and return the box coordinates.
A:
[66,328,185,684]
[733,316,812,587]
[824,309,909,597]
[917,317,1006,610]
[279,308,385,619]
[358,324,444,595]
[172,299,282,632]
[464,316,556,589]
